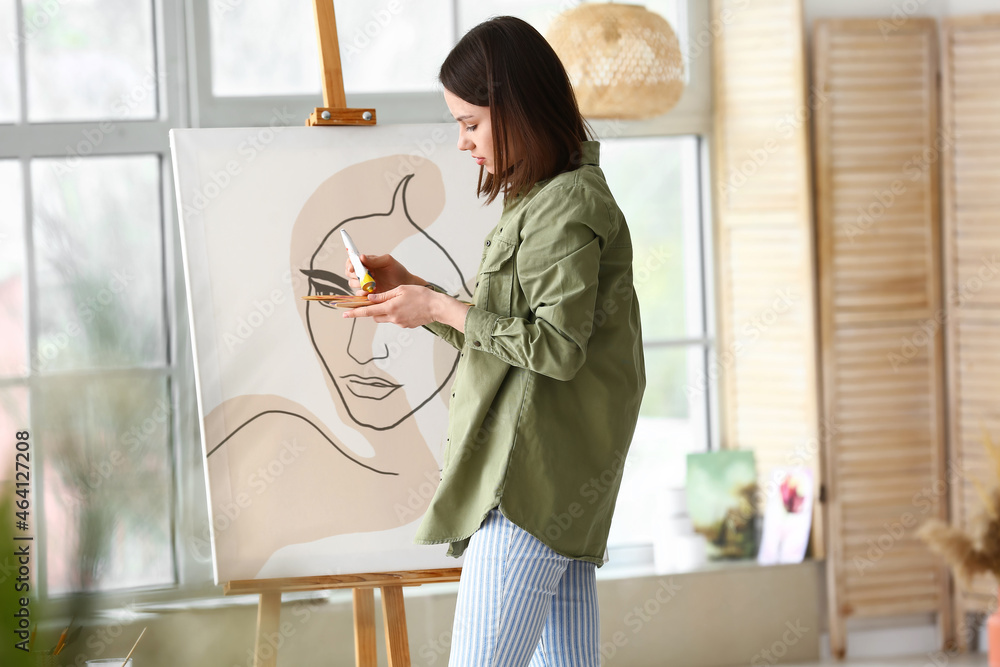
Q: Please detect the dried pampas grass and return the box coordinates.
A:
[918,428,1000,586]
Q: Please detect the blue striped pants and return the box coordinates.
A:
[448,509,600,667]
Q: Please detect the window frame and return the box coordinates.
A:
[186,0,713,135]
[596,134,719,567]
[0,0,717,606]
[0,0,220,609]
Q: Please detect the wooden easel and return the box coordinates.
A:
[221,3,462,666]
[305,0,376,127]
[225,569,462,667]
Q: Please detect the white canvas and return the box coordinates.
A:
[169,124,498,583]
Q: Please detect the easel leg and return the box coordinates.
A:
[381,585,411,667]
[353,588,377,667]
[254,590,282,667]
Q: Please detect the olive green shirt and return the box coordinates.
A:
[416,141,646,565]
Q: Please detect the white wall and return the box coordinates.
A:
[805,0,1000,24]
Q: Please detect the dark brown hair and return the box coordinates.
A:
[440,16,592,205]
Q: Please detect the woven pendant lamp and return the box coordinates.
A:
[546,3,685,119]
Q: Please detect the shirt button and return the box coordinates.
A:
[474,341,482,347]
[485,240,491,247]
[451,391,455,397]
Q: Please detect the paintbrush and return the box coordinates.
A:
[301,295,370,301]
[119,626,146,666]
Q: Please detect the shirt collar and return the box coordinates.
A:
[505,140,601,205]
[579,140,600,167]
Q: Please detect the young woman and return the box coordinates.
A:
[343,16,646,666]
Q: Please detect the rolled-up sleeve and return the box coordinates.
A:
[421,283,466,350]
[463,186,607,381]
[422,321,465,350]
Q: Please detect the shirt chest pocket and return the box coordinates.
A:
[475,237,516,316]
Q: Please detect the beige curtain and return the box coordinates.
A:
[710,0,823,560]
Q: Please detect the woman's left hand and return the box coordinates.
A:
[342,285,439,328]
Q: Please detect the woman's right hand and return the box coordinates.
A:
[345,251,420,295]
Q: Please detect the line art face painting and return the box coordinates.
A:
[170,126,498,582]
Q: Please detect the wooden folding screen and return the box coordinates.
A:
[813,19,951,657]
[941,14,1000,650]
[711,0,823,555]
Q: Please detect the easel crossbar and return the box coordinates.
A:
[224,568,463,596]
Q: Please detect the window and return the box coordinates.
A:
[1,0,714,603]
[0,0,196,599]
[0,160,29,497]
[599,137,715,567]
[204,0,687,101]
[0,161,25,376]
[31,155,173,594]
[0,2,17,122]
[23,0,157,122]
[31,157,166,372]
[209,0,456,95]
[191,0,706,130]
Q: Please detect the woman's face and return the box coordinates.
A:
[444,88,495,174]
[305,228,450,431]
[297,171,462,432]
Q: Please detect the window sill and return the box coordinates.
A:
[598,555,822,582]
[121,556,821,619]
